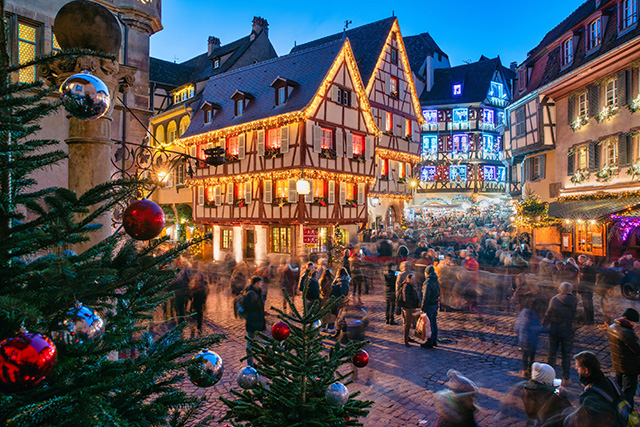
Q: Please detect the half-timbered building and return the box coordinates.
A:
[292,17,425,231]
[416,57,515,205]
[177,39,378,263]
[507,0,640,260]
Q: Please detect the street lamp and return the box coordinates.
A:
[296,168,311,195]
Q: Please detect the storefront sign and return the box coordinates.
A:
[303,227,318,244]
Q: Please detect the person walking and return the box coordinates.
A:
[521,362,571,427]
[515,302,545,378]
[397,273,420,347]
[543,282,578,386]
[384,262,397,325]
[319,267,334,331]
[578,255,596,324]
[564,351,618,427]
[278,258,299,312]
[188,272,209,336]
[606,307,640,406]
[420,265,440,349]
[305,270,321,312]
[329,267,351,336]
[434,369,479,427]
[242,276,266,366]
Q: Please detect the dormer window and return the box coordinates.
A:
[202,101,221,125]
[620,0,638,31]
[173,84,195,104]
[390,47,398,65]
[562,38,573,66]
[588,18,601,50]
[453,83,462,96]
[214,58,220,69]
[230,90,254,117]
[270,76,299,107]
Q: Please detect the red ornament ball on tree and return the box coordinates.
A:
[0,331,57,393]
[271,321,290,341]
[352,349,369,368]
[122,199,165,240]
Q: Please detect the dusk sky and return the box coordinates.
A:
[150,0,584,68]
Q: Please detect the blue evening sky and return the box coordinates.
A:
[151,0,582,68]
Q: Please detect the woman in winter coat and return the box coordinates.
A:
[514,303,544,377]
[319,268,334,330]
[397,273,420,347]
[543,282,578,385]
[327,268,350,335]
[521,362,571,427]
[384,262,397,325]
[421,265,440,348]
[242,276,266,366]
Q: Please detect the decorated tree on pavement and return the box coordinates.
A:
[0,2,222,425]
[221,290,373,426]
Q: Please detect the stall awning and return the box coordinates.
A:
[548,197,640,220]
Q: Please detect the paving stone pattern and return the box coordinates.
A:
[155,273,640,426]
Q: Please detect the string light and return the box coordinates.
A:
[375,147,420,164]
[368,191,413,202]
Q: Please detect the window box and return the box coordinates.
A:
[383,130,394,137]
[272,196,288,207]
[389,90,399,100]
[570,115,589,131]
[234,198,246,207]
[595,165,616,182]
[627,162,640,179]
[265,147,282,159]
[398,177,407,184]
[570,169,589,184]
[226,151,240,163]
[352,153,365,163]
[629,94,640,113]
[320,147,336,159]
[596,105,617,123]
[312,196,328,207]
[379,174,389,181]
[345,199,357,207]
[204,200,216,208]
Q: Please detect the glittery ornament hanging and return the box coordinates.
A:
[236,365,258,389]
[187,348,223,388]
[352,349,369,368]
[325,382,349,407]
[122,199,165,240]
[271,321,290,341]
[59,71,110,120]
[0,330,57,393]
[52,301,105,350]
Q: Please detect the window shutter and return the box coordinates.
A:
[328,180,335,204]
[227,183,234,204]
[198,186,204,206]
[190,146,196,158]
[215,185,222,205]
[339,182,346,205]
[238,133,246,159]
[333,85,340,102]
[398,79,403,99]
[617,71,627,107]
[400,115,405,136]
[245,181,252,204]
[594,143,601,169]
[567,95,575,125]
[281,125,290,153]
[288,178,297,203]
[257,130,265,156]
[365,136,373,161]
[385,73,391,94]
[217,138,224,149]
[379,158,385,178]
[352,91,358,109]
[313,125,322,153]
[524,158,530,181]
[357,183,365,206]
[541,154,546,179]
[264,180,272,204]
[381,111,387,131]
[626,69,634,105]
[345,131,353,159]
[588,84,600,117]
[336,128,344,156]
[305,181,313,203]
[619,134,628,166]
[589,141,597,172]
[567,152,575,176]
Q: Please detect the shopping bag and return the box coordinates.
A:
[415,313,427,341]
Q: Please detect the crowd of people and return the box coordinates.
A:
[163,204,640,426]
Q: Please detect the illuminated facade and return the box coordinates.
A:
[177,40,378,263]
[416,57,515,204]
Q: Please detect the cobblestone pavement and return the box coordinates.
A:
[160,273,640,426]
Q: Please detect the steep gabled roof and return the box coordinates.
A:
[149,57,195,87]
[420,57,503,106]
[181,40,347,139]
[290,17,396,85]
[403,32,448,76]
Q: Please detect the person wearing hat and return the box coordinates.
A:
[434,369,478,426]
[543,282,578,386]
[521,362,571,426]
[606,307,640,406]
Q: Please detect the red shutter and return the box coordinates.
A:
[478,165,484,181]
[468,108,477,120]
[438,135,445,151]
[446,109,453,121]
[446,135,453,151]
[468,134,476,151]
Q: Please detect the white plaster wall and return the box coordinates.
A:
[255,225,267,265]
[233,225,243,263]
[213,225,221,261]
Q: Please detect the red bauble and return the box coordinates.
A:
[352,349,369,368]
[0,331,57,393]
[271,321,290,341]
[122,199,165,240]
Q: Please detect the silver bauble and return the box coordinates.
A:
[312,319,322,329]
[53,301,105,349]
[236,365,259,389]
[187,348,223,387]
[59,71,110,120]
[325,382,349,407]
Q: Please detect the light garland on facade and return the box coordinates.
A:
[364,21,425,126]
[375,147,421,164]
[557,191,640,202]
[185,169,376,187]
[368,191,413,201]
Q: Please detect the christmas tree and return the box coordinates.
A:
[0,2,223,425]
[221,290,373,426]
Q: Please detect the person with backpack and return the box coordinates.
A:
[607,308,640,407]
[564,351,618,427]
[397,273,420,347]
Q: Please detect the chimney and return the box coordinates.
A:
[208,36,221,56]
[510,61,517,71]
[251,16,268,40]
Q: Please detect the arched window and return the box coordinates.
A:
[154,124,165,146]
[179,115,191,137]
[167,121,177,144]
[387,205,397,229]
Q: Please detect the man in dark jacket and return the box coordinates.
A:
[383,262,397,325]
[543,282,579,385]
[398,273,420,347]
[421,265,440,349]
[606,307,640,406]
[242,276,266,366]
[564,351,617,427]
